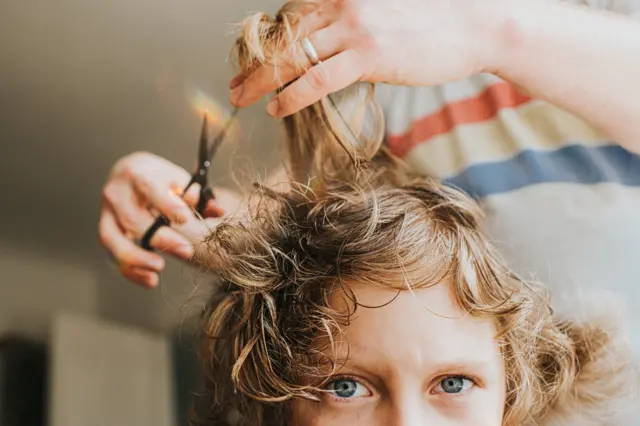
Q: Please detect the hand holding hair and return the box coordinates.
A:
[229,0,506,117]
[229,0,640,150]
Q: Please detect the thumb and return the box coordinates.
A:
[202,199,226,218]
[174,216,222,245]
[173,216,224,263]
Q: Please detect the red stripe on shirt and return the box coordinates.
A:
[387,82,532,158]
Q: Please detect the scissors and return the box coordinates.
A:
[139,107,239,251]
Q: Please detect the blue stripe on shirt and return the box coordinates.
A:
[444,143,640,199]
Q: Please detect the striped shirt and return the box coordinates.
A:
[375,3,640,422]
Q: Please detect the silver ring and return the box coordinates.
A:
[301,37,321,65]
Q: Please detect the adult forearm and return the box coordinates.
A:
[488,1,640,152]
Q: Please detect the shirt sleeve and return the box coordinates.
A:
[573,0,640,18]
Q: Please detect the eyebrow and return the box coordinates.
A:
[330,344,497,379]
[427,360,496,376]
[339,358,495,372]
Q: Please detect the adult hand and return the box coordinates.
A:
[98,152,239,287]
[229,0,506,117]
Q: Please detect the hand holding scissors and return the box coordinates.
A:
[139,108,239,251]
[99,109,240,287]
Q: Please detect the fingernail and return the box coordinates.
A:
[147,274,159,288]
[266,98,280,117]
[170,185,184,196]
[210,206,225,217]
[175,244,195,260]
[172,209,191,225]
[230,74,244,89]
[206,200,225,217]
[230,84,245,106]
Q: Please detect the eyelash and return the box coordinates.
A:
[323,374,478,402]
[323,375,373,402]
[431,375,477,396]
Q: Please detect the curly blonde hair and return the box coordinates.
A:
[194,2,636,425]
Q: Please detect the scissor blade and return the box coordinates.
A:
[206,107,239,161]
[198,112,210,165]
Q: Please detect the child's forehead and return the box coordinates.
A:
[327,280,497,340]
[325,281,503,374]
[328,274,467,313]
[328,279,457,312]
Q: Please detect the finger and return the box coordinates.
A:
[105,182,157,238]
[230,24,345,108]
[182,183,224,218]
[105,181,197,259]
[149,226,195,261]
[202,199,225,218]
[99,209,166,272]
[229,6,335,88]
[229,73,244,90]
[121,265,159,288]
[183,217,229,262]
[176,216,223,248]
[182,183,202,209]
[131,175,193,225]
[266,49,365,118]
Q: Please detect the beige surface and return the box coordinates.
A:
[0,244,97,340]
[49,311,174,426]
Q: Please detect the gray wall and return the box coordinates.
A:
[0,0,284,336]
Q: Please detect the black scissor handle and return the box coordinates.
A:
[197,187,215,213]
[139,215,171,251]
[138,108,238,253]
[139,184,213,252]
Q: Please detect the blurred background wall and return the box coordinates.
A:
[0,0,283,333]
[0,0,285,424]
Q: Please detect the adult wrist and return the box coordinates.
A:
[479,0,552,76]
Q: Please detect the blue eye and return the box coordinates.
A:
[326,378,370,399]
[434,376,474,394]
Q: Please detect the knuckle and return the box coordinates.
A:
[121,161,141,182]
[341,4,363,31]
[162,194,185,217]
[356,33,377,55]
[122,269,138,282]
[98,229,113,250]
[118,214,143,236]
[102,182,118,204]
[306,65,329,92]
[116,246,139,266]
[276,91,294,116]
[114,151,143,175]
[119,151,156,180]
[135,174,154,195]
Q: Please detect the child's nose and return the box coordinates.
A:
[389,394,431,426]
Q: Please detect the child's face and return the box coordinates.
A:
[291,281,506,425]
